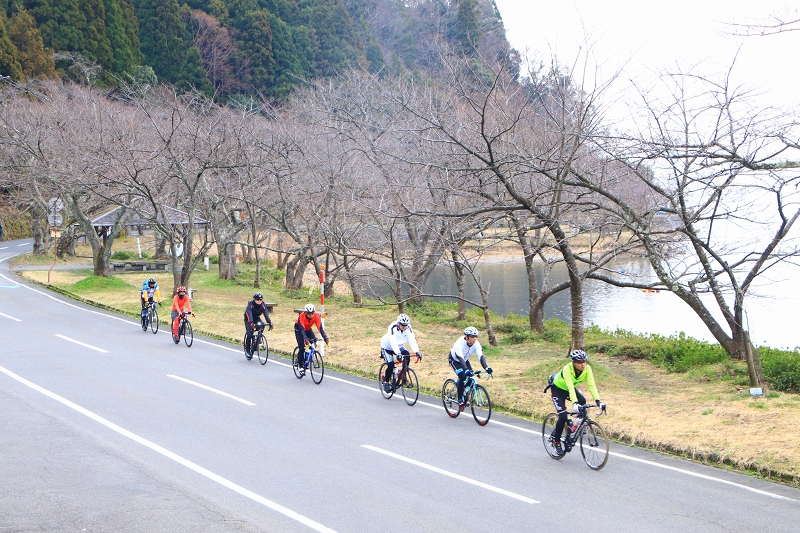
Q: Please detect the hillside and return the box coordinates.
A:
[0,0,517,100]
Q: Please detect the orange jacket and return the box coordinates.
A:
[171,293,192,313]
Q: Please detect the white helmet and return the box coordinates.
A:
[397,313,410,326]
[304,303,316,313]
[463,326,479,337]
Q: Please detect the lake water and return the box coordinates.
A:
[365,258,798,349]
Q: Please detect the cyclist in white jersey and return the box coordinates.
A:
[380,314,422,392]
[449,326,493,408]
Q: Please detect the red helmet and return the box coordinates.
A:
[176,286,187,294]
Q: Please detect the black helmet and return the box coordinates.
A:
[253,292,263,300]
[147,277,156,284]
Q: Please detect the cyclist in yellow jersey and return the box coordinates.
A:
[140,277,162,321]
[547,350,605,456]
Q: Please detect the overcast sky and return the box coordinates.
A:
[493,1,800,125]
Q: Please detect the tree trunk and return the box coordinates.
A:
[551,224,584,349]
[31,204,46,254]
[218,241,238,280]
[476,276,497,347]
[154,233,167,259]
[451,249,466,320]
[56,225,77,258]
[343,255,362,306]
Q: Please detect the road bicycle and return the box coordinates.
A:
[377,353,420,406]
[243,322,269,365]
[542,404,609,470]
[441,370,492,426]
[292,340,324,384]
[171,311,194,347]
[141,301,159,334]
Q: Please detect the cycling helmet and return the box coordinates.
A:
[304,303,316,313]
[397,313,410,326]
[147,277,156,284]
[253,292,263,300]
[569,349,588,362]
[463,326,479,337]
[176,286,187,294]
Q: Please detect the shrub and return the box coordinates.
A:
[539,318,571,344]
[760,347,800,393]
[111,250,135,260]
[0,212,32,240]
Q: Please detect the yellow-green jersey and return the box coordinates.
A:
[553,362,599,403]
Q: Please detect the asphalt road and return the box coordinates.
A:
[1,238,799,532]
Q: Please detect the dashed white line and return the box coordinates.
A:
[55,334,109,353]
[0,364,338,533]
[362,445,538,504]
[16,243,29,247]
[0,311,21,321]
[167,374,255,406]
[0,246,8,250]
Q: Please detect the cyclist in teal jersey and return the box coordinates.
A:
[546,350,605,456]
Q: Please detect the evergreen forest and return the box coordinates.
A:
[0,0,516,100]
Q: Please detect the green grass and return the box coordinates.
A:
[71,276,133,291]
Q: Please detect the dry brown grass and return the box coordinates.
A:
[14,261,800,485]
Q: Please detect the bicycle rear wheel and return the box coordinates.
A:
[292,347,304,379]
[580,420,609,470]
[441,379,460,418]
[470,384,491,425]
[150,307,159,334]
[401,368,419,406]
[183,320,193,347]
[310,352,324,384]
[542,413,566,460]
[378,363,394,399]
[258,335,268,365]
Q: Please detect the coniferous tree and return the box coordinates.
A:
[135,0,196,83]
[7,8,57,77]
[301,0,363,77]
[102,0,141,74]
[0,14,23,79]
[453,0,480,54]
[25,0,114,66]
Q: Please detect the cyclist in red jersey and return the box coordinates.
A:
[294,303,328,370]
[171,286,194,338]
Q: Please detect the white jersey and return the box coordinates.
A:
[380,322,420,355]
[449,337,486,368]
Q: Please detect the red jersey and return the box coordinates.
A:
[171,293,192,313]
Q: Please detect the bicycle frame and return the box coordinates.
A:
[564,405,604,450]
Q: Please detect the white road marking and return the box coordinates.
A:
[0,272,134,325]
[167,374,255,406]
[0,365,339,533]
[16,243,29,247]
[611,452,797,502]
[362,445,538,504]
[55,334,109,353]
[0,311,21,321]
[0,246,8,250]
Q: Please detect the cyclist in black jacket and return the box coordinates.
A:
[244,293,273,355]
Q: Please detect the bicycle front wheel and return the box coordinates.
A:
[150,307,159,334]
[183,320,193,347]
[580,420,609,470]
[311,352,324,384]
[542,413,566,460]
[378,363,394,399]
[441,379,460,418]
[401,368,419,406]
[292,347,304,379]
[258,335,268,365]
[470,384,491,425]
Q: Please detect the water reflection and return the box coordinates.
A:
[363,259,797,349]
